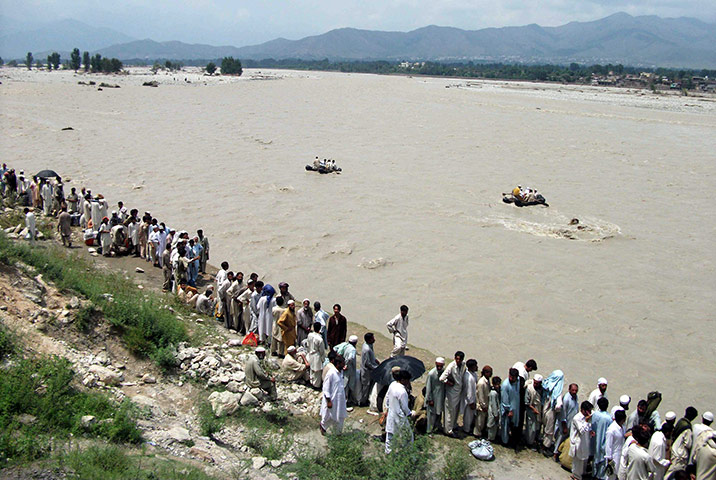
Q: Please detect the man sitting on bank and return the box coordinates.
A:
[244,346,277,400]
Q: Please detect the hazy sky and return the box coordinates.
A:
[2,0,715,46]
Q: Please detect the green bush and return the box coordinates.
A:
[65,444,130,478]
[198,400,224,437]
[0,320,17,359]
[375,432,431,480]
[292,429,433,480]
[75,304,99,332]
[150,345,178,372]
[0,355,142,466]
[292,430,371,480]
[62,444,219,480]
[439,449,471,480]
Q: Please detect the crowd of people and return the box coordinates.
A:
[3,164,714,480]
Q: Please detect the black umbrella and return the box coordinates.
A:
[35,169,61,180]
[371,356,426,385]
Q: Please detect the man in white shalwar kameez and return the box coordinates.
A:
[320,354,347,435]
[648,422,672,480]
[665,425,692,480]
[589,378,609,409]
[40,181,52,216]
[257,287,277,345]
[249,281,263,333]
[81,195,91,228]
[605,409,627,480]
[24,208,36,244]
[693,429,716,480]
[689,411,713,465]
[385,370,415,454]
[462,359,479,435]
[624,425,654,480]
[90,199,102,230]
[237,280,255,334]
[570,401,593,480]
[386,305,409,357]
[305,322,326,388]
[439,351,466,437]
[99,218,111,256]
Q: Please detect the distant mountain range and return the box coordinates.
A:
[2,13,715,68]
[0,18,134,59]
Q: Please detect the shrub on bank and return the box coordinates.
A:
[60,444,218,480]
[0,355,142,466]
[292,429,432,480]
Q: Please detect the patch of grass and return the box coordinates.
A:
[0,320,17,359]
[0,232,188,364]
[292,429,433,480]
[375,432,432,480]
[75,304,100,332]
[439,449,471,480]
[150,345,178,372]
[0,355,142,466]
[292,430,372,480]
[60,444,219,480]
[197,399,224,437]
[0,208,24,230]
[65,444,130,478]
[228,404,294,432]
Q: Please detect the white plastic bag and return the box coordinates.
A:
[468,439,495,461]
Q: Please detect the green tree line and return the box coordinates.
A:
[10,48,122,73]
[240,58,716,87]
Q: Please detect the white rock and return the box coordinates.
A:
[88,365,123,385]
[226,339,242,347]
[81,415,97,428]
[240,390,259,407]
[270,459,281,468]
[93,351,110,366]
[82,374,96,387]
[167,426,192,445]
[135,267,145,273]
[87,247,97,253]
[226,381,241,393]
[141,374,157,384]
[208,391,241,417]
[252,457,266,470]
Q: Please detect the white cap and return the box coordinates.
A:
[303,298,310,303]
[287,345,296,353]
[436,357,445,364]
[348,335,358,343]
[287,299,295,305]
[611,406,624,418]
[704,411,714,422]
[665,411,677,421]
[255,346,266,353]
[598,377,608,385]
[533,374,543,382]
[620,395,631,405]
